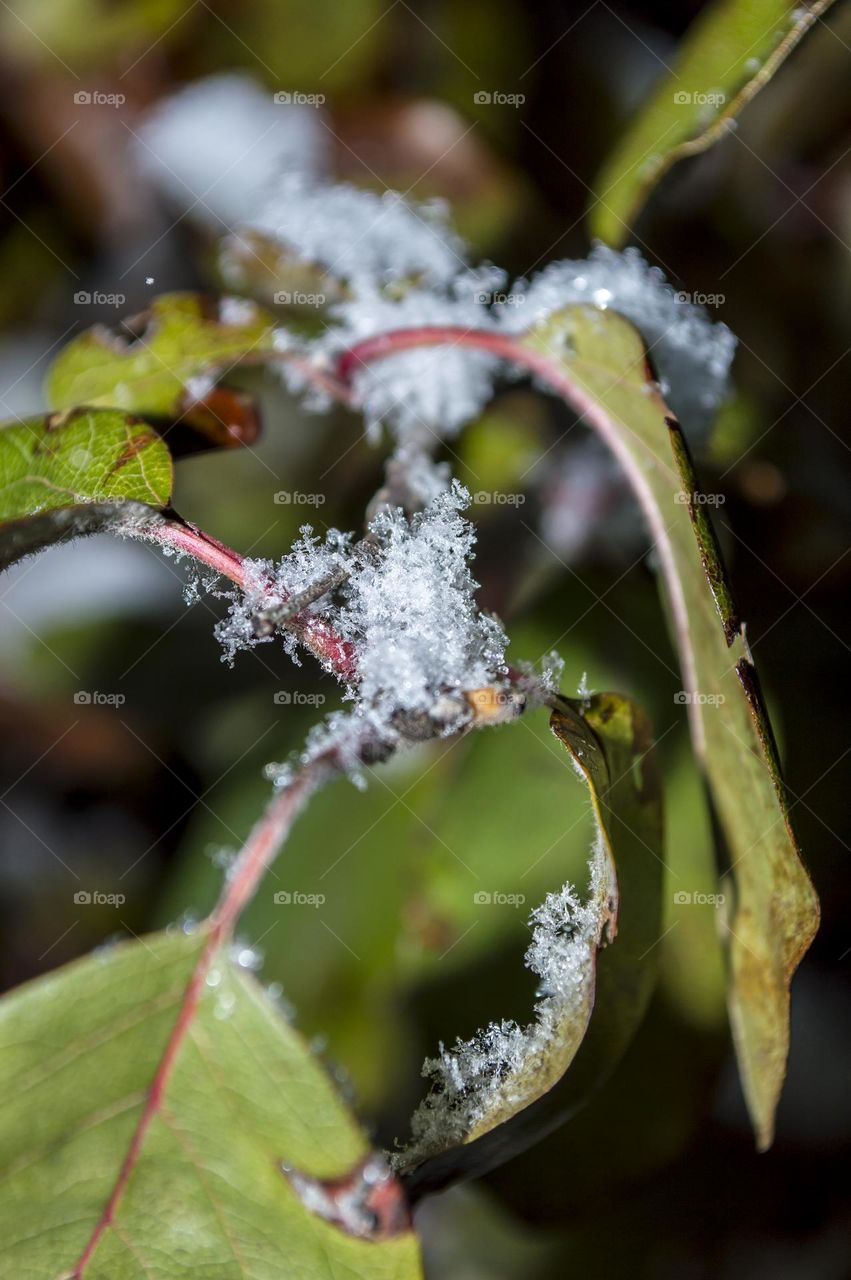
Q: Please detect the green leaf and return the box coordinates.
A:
[404,691,664,1193]
[0,929,422,1279]
[0,408,172,570]
[518,304,819,1148]
[46,293,280,424]
[590,0,836,245]
[0,0,187,69]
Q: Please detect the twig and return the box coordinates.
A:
[145,519,358,681]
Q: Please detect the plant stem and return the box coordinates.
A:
[336,324,701,750]
[146,520,357,680]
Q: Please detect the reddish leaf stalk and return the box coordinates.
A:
[71,763,327,1278]
[337,324,700,745]
[146,520,357,681]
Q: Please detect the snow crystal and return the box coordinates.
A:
[219,484,508,780]
[246,176,468,292]
[517,650,565,705]
[136,73,328,229]
[320,272,503,443]
[367,444,451,521]
[337,481,507,725]
[407,850,607,1160]
[214,527,352,666]
[497,245,736,438]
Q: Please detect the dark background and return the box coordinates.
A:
[0,2,849,1276]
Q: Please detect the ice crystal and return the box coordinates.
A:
[247,176,467,292]
[338,482,507,721]
[407,850,606,1159]
[498,244,735,437]
[320,273,503,442]
[218,484,508,779]
[214,527,352,666]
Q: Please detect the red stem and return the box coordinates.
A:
[337,325,701,748]
[71,764,326,1277]
[147,520,247,587]
[146,521,357,681]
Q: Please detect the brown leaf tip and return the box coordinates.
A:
[282,1153,413,1240]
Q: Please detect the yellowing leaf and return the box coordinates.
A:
[519,304,818,1148]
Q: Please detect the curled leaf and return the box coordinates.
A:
[403,692,664,1194]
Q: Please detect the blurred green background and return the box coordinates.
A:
[0,1,849,1276]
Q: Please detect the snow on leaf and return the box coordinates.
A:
[408,845,611,1157]
[318,274,503,442]
[338,482,508,724]
[498,244,736,437]
[401,693,664,1188]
